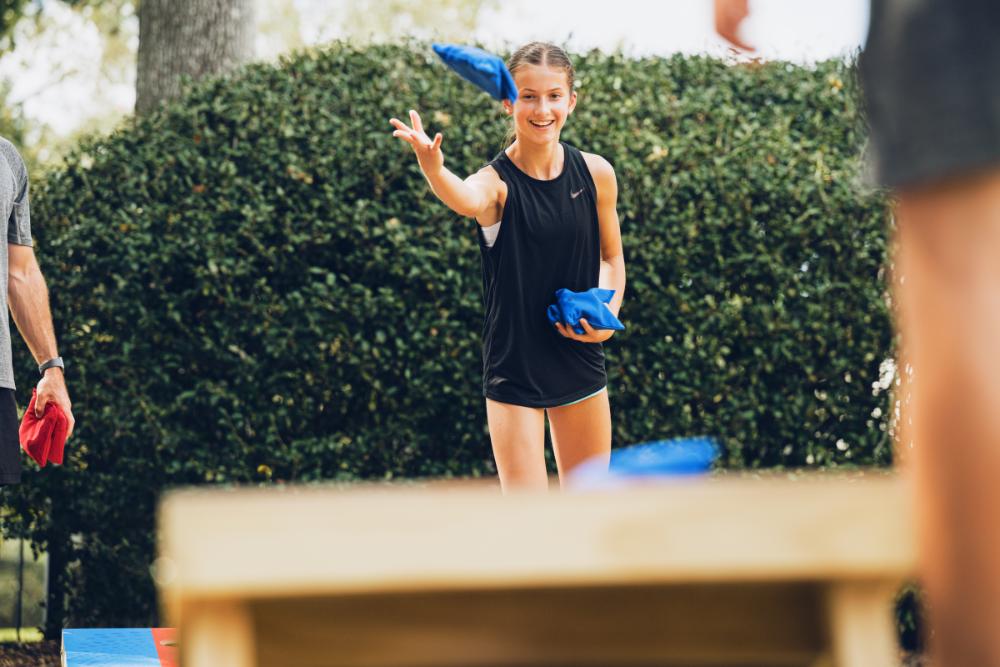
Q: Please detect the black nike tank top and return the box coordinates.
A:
[478,141,607,408]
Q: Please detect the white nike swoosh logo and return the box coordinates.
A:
[571,189,584,199]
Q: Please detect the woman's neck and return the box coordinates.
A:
[506,139,564,180]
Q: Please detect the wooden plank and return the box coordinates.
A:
[249,582,827,667]
[158,474,916,620]
[181,599,255,667]
[826,580,902,667]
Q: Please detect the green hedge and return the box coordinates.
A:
[0,42,892,628]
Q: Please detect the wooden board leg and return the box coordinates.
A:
[826,580,900,667]
[182,600,255,667]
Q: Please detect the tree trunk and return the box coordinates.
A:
[136,0,254,115]
[42,493,67,640]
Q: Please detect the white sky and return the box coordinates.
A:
[473,0,868,61]
[0,0,868,152]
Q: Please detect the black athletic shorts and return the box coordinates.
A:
[860,0,1000,188]
[0,389,21,485]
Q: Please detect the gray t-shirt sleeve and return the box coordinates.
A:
[7,149,31,247]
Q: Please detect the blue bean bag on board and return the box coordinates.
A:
[432,43,518,102]
[568,437,721,491]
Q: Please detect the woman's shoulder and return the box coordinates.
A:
[484,146,512,170]
[0,136,27,177]
[471,162,507,188]
[578,150,614,177]
[467,163,508,210]
[578,150,617,194]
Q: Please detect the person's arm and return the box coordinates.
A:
[714,0,755,52]
[594,158,626,319]
[555,154,627,343]
[8,244,74,434]
[390,109,500,219]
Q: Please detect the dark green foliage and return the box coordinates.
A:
[0,0,30,45]
[572,54,894,469]
[896,583,926,653]
[1,43,892,626]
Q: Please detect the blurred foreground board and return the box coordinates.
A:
[158,473,915,667]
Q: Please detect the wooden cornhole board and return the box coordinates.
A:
[157,473,915,667]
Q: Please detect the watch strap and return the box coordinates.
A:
[39,357,64,376]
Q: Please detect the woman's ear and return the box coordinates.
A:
[568,90,578,115]
[502,99,514,115]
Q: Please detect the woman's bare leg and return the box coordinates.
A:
[486,398,548,493]
[547,389,612,489]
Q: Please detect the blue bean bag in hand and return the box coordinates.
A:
[432,43,518,103]
[547,288,626,335]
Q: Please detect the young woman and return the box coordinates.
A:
[390,42,626,492]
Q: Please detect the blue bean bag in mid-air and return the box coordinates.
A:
[547,287,626,335]
[432,43,518,103]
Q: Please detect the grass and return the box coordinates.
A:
[0,627,42,642]
[0,537,47,628]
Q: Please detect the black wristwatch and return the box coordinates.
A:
[39,357,64,376]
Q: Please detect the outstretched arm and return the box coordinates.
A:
[389,109,499,219]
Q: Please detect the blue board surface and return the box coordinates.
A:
[62,628,162,666]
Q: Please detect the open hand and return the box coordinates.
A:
[554,317,615,344]
[389,109,444,175]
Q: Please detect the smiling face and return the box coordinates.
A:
[503,63,577,146]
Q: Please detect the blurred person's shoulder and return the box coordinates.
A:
[0,136,27,177]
